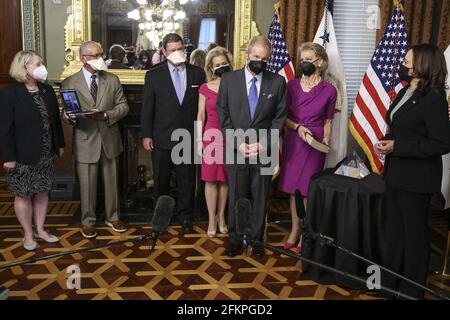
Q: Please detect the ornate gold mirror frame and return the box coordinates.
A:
[58,0,260,84]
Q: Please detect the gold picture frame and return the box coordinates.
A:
[58,0,260,85]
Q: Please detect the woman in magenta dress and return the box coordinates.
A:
[278,42,337,251]
[196,47,233,238]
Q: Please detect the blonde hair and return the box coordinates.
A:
[204,46,233,81]
[9,50,43,83]
[297,42,329,77]
[246,35,272,55]
[190,49,207,69]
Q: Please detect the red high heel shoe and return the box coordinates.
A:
[284,232,302,250]
[294,235,303,254]
[283,241,296,250]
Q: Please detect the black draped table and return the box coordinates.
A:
[301,168,386,288]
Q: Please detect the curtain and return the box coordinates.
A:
[198,18,217,50]
[437,0,450,50]
[279,0,325,69]
[377,0,449,50]
[278,0,450,67]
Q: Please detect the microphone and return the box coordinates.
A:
[235,198,252,255]
[150,195,176,251]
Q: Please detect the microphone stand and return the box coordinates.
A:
[305,230,450,300]
[0,233,157,271]
[252,240,418,300]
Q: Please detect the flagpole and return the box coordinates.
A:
[389,0,405,102]
[274,1,280,15]
[322,0,330,48]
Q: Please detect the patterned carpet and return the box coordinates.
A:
[0,192,449,300]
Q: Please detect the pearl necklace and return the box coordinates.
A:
[301,77,321,90]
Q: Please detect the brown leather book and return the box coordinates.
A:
[305,133,330,154]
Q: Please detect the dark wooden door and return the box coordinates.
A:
[0,0,22,89]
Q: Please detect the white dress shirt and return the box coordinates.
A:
[168,61,187,91]
[244,66,262,97]
[82,67,99,89]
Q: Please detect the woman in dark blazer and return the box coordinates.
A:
[0,50,65,251]
[375,44,450,299]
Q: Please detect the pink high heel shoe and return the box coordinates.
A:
[284,232,301,250]
[295,235,303,254]
[283,241,296,250]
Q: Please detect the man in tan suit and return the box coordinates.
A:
[62,41,129,239]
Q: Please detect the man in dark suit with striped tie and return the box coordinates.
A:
[216,35,287,258]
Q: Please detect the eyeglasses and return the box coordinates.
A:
[83,53,103,59]
[300,58,318,63]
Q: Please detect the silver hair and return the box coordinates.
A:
[79,41,103,56]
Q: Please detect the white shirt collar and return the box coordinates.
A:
[168,61,186,72]
[82,66,99,79]
[244,65,263,84]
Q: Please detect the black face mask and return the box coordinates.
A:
[248,60,267,75]
[398,64,413,83]
[301,61,316,76]
[213,64,231,78]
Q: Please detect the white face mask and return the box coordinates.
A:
[32,65,48,81]
[123,56,129,65]
[87,57,108,71]
[167,50,186,66]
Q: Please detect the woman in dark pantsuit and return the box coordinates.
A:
[375,44,450,299]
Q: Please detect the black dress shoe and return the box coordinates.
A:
[227,244,243,257]
[252,246,265,258]
[181,220,193,233]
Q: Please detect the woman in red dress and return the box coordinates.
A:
[196,47,233,238]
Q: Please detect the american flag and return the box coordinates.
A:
[267,3,295,81]
[349,1,409,173]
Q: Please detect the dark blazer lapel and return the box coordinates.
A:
[182,64,194,106]
[239,69,252,125]
[15,83,39,117]
[163,64,181,107]
[251,71,270,125]
[391,90,421,124]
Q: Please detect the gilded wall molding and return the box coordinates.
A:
[58,0,259,84]
[21,0,43,53]
[233,0,260,69]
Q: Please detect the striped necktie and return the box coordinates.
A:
[90,74,98,104]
